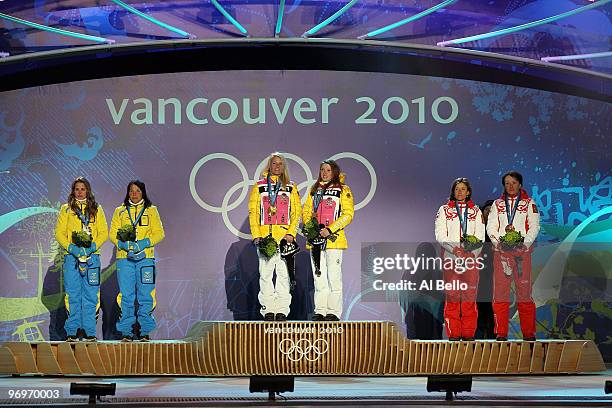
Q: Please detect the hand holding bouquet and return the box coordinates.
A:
[302,217,321,242]
[257,235,278,259]
[117,224,136,242]
[302,217,337,243]
[72,231,92,248]
[499,230,525,252]
[71,231,92,267]
[461,234,483,252]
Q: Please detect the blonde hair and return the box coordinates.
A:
[262,152,290,187]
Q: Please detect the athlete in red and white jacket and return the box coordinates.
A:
[486,171,540,341]
[435,178,485,340]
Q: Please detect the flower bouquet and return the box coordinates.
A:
[257,235,278,259]
[302,217,337,277]
[461,234,483,252]
[71,231,92,271]
[302,217,321,242]
[302,217,337,243]
[499,230,525,251]
[117,224,136,242]
[72,231,92,248]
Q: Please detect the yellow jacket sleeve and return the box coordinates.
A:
[93,206,108,249]
[54,205,70,250]
[248,183,262,239]
[288,183,302,237]
[302,192,313,225]
[328,185,354,234]
[109,207,122,247]
[148,206,165,246]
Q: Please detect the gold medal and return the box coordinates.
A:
[268,206,277,216]
[505,224,515,233]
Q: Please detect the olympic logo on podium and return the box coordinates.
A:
[278,338,329,362]
[189,152,377,239]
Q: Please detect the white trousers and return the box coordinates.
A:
[312,249,343,318]
[257,251,291,316]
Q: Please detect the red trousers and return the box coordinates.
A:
[443,264,479,339]
[492,251,536,338]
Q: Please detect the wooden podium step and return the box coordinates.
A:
[0,321,605,376]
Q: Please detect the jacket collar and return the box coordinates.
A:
[448,199,474,208]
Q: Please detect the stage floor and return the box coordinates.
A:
[1,369,611,407]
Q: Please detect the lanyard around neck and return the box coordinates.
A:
[454,202,468,237]
[266,174,282,206]
[128,204,146,228]
[504,195,519,226]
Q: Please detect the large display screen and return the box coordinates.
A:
[0,70,609,356]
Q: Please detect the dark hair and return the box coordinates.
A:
[68,177,98,218]
[123,180,152,208]
[309,159,343,195]
[501,171,523,186]
[449,177,472,202]
[481,199,495,210]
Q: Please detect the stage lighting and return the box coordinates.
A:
[605,380,611,394]
[427,375,472,401]
[249,375,294,400]
[70,382,116,404]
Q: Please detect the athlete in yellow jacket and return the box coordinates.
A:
[302,160,354,321]
[54,177,108,341]
[248,153,301,321]
[109,180,165,341]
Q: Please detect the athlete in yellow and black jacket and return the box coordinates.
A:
[248,153,301,321]
[302,160,354,321]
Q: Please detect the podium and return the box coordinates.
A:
[0,321,605,376]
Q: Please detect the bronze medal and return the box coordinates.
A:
[505,224,515,233]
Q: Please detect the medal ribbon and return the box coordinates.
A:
[266,174,282,207]
[74,206,90,229]
[313,188,325,213]
[504,194,519,227]
[127,204,146,229]
[454,202,468,238]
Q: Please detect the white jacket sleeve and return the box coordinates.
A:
[472,206,486,257]
[524,201,540,248]
[434,206,455,254]
[486,201,501,246]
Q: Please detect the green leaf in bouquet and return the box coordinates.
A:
[500,230,525,250]
[302,217,321,241]
[258,235,278,259]
[72,231,92,248]
[461,234,483,251]
[117,224,137,242]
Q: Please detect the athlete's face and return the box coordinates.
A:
[74,182,87,200]
[270,156,284,176]
[320,164,333,182]
[454,182,469,202]
[129,184,143,203]
[504,176,521,196]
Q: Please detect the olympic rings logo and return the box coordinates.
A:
[278,338,329,362]
[189,152,377,239]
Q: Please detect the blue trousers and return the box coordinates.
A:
[116,257,157,336]
[63,254,100,337]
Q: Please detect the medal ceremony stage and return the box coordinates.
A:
[0,321,609,406]
[1,0,611,407]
